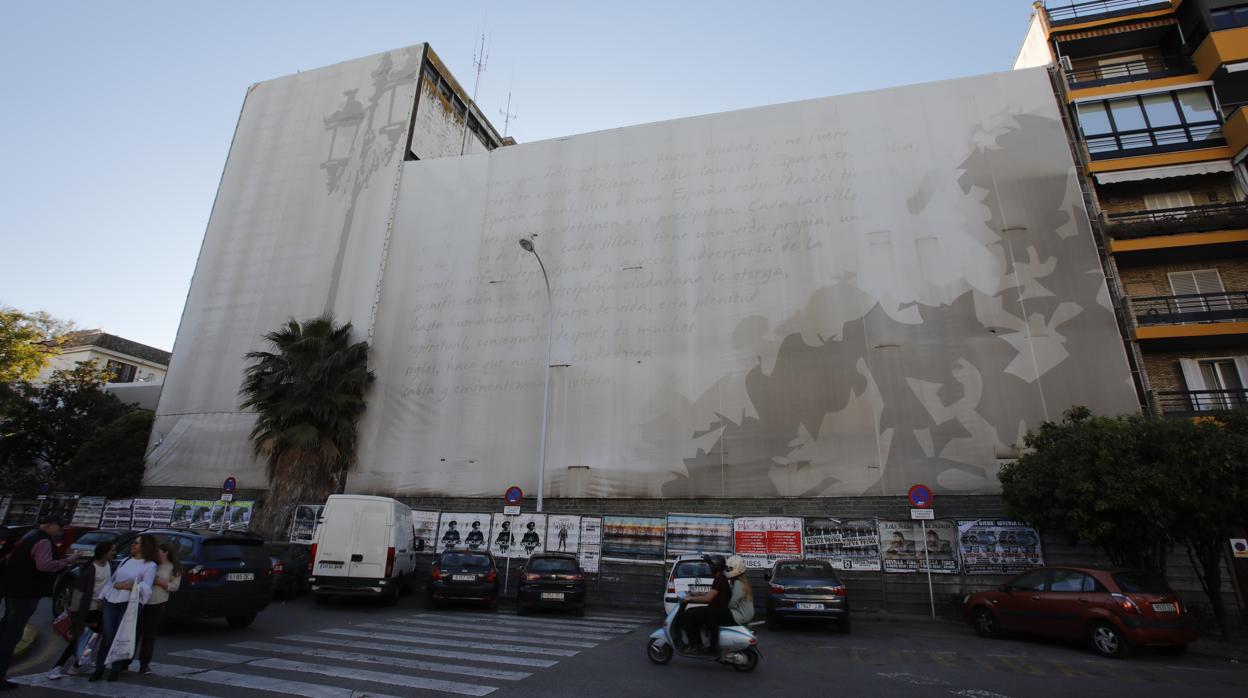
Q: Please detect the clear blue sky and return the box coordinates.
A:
[0,1,1037,352]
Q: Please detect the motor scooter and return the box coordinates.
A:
[645,596,760,672]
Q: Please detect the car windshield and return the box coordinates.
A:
[776,561,835,579]
[1113,571,1172,594]
[672,561,712,578]
[527,558,578,574]
[440,553,491,568]
[72,531,118,546]
[201,538,269,565]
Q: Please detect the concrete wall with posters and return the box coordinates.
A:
[147,53,1140,502]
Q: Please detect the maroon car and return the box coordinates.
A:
[963,566,1197,658]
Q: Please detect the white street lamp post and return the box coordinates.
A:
[519,236,552,513]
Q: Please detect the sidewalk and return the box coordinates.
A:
[14,624,36,661]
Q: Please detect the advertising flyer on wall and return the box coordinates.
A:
[491,513,546,559]
[733,517,803,568]
[100,499,133,529]
[879,520,960,573]
[71,496,107,528]
[171,499,214,530]
[546,515,581,555]
[0,495,10,523]
[436,512,492,553]
[602,516,665,562]
[410,510,439,553]
[804,518,882,571]
[665,514,734,560]
[226,501,254,531]
[4,499,42,526]
[131,498,175,529]
[578,517,602,573]
[42,495,78,522]
[957,520,1044,574]
[289,504,324,543]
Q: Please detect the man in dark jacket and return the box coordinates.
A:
[0,516,81,690]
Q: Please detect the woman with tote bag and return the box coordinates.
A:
[46,542,115,679]
[91,535,157,682]
[131,542,181,674]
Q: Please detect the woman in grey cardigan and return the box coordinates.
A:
[47,542,115,679]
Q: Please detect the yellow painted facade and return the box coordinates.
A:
[1134,322,1248,341]
[1193,26,1248,76]
[1225,107,1248,159]
[1110,229,1248,253]
[1086,147,1236,173]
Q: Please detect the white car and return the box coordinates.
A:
[663,556,717,614]
[309,495,418,604]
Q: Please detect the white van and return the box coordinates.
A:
[309,494,418,604]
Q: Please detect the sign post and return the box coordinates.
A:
[909,484,936,619]
[502,487,523,593]
[220,477,237,533]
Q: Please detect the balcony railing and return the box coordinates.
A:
[1102,201,1248,238]
[1086,123,1224,160]
[1151,389,1248,417]
[1066,55,1196,88]
[1130,291,1248,326]
[1045,0,1172,26]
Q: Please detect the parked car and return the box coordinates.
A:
[765,559,850,632]
[517,552,586,616]
[664,556,716,614]
[962,566,1197,658]
[428,550,500,610]
[309,495,418,604]
[266,542,312,600]
[65,528,137,557]
[53,529,273,628]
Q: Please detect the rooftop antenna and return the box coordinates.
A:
[460,32,489,156]
[499,91,517,137]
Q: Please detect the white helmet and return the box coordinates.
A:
[724,555,748,578]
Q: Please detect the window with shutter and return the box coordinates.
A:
[1144,191,1195,211]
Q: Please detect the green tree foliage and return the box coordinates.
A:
[0,306,76,383]
[61,409,154,498]
[0,361,132,493]
[240,316,374,539]
[1000,406,1248,637]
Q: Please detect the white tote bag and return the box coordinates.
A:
[104,583,142,665]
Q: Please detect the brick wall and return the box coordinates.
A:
[1141,348,1248,392]
[1118,257,1248,297]
[1097,173,1240,215]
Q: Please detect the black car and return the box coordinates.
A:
[428,550,500,610]
[53,529,273,628]
[66,529,138,557]
[765,559,850,632]
[266,542,311,600]
[517,552,586,616]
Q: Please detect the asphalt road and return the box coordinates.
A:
[7,594,1246,697]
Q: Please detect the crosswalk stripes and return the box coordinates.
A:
[12,609,642,697]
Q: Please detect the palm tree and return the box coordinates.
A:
[240,316,374,539]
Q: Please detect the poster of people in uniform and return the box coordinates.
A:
[732,517,803,568]
[957,520,1044,574]
[437,512,492,553]
[71,496,107,528]
[42,495,78,523]
[289,504,324,543]
[410,510,439,553]
[578,517,602,573]
[131,498,175,529]
[225,501,254,531]
[171,499,214,530]
[804,518,882,571]
[665,514,734,560]
[602,516,666,562]
[546,515,581,554]
[879,520,959,573]
[100,499,133,529]
[491,513,546,559]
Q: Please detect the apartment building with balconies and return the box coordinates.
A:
[1018,0,1248,418]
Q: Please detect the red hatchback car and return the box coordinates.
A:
[963,566,1197,658]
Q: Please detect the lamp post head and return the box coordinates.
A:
[519,238,535,253]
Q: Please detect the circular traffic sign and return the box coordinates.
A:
[505,486,523,505]
[908,484,933,509]
[223,476,237,494]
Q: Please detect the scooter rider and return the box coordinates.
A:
[679,554,733,655]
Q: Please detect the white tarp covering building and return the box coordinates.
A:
[147,46,1139,500]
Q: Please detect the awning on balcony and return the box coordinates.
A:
[1056,17,1177,41]
[1094,160,1234,184]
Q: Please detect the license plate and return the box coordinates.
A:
[796,602,824,610]
[689,586,709,594]
[541,592,565,600]
[227,573,254,582]
[1151,603,1176,613]
[452,574,475,581]
[319,561,343,569]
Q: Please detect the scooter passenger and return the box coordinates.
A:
[679,555,733,654]
[724,555,754,625]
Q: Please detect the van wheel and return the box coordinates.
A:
[226,614,256,629]
[381,585,400,606]
[400,574,416,596]
[1090,622,1130,659]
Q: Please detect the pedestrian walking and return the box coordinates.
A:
[132,542,181,674]
[0,516,82,691]
[91,535,157,682]
[47,541,116,679]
